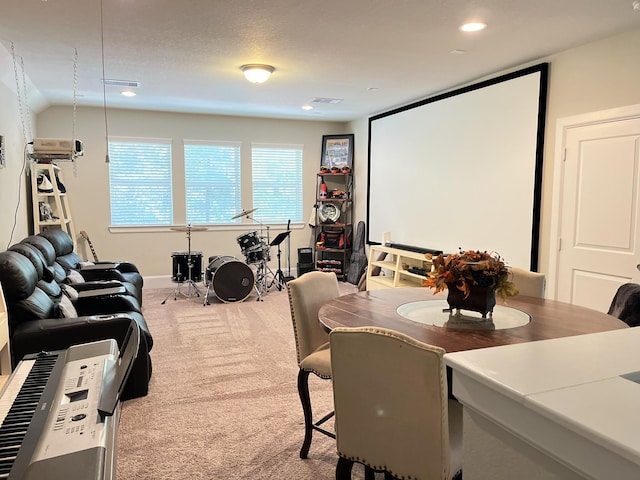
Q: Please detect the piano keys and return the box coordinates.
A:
[0,320,139,480]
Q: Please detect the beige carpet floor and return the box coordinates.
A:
[117,282,366,479]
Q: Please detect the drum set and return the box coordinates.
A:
[162,208,290,306]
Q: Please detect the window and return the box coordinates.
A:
[108,139,173,226]
[251,144,303,223]
[184,141,242,224]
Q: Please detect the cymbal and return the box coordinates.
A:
[231,207,257,220]
[170,225,208,232]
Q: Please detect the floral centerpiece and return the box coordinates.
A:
[423,250,518,317]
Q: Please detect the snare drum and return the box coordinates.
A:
[236,230,261,252]
[205,256,255,302]
[171,251,203,282]
[245,245,270,264]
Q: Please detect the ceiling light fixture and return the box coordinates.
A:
[121,90,136,97]
[301,105,313,111]
[240,64,275,84]
[460,22,487,32]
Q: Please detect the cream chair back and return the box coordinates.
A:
[509,266,546,298]
[330,326,462,480]
[0,282,12,378]
[287,271,340,366]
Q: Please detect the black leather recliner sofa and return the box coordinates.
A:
[38,229,144,305]
[0,243,152,400]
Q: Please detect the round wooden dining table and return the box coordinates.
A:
[318,288,628,353]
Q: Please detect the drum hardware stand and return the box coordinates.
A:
[268,231,291,291]
[162,224,203,304]
[253,262,267,301]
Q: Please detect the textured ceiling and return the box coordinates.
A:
[1,0,639,121]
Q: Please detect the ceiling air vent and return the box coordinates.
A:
[102,79,141,88]
[310,97,343,105]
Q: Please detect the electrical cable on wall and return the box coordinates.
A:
[100,0,110,163]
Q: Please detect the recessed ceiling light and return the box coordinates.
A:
[460,22,487,32]
[301,105,313,111]
[121,90,137,97]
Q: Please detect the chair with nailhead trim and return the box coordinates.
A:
[330,326,463,480]
[287,271,340,458]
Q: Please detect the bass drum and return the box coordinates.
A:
[206,256,255,303]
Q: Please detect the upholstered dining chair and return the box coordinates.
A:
[286,271,340,458]
[329,326,463,480]
[509,266,546,298]
[608,283,640,327]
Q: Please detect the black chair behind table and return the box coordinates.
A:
[37,229,144,305]
[608,283,640,327]
[0,250,152,400]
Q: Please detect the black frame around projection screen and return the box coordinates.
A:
[367,63,548,270]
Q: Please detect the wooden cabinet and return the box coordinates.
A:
[366,245,433,290]
[314,173,353,280]
[30,161,76,249]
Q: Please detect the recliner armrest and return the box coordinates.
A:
[10,314,139,366]
[77,286,127,298]
[70,280,123,292]
[75,294,142,314]
[80,263,119,271]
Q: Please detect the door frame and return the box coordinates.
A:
[548,103,640,300]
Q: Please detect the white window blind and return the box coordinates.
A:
[251,144,303,223]
[184,141,241,224]
[108,139,173,226]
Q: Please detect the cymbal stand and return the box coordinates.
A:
[245,213,277,293]
[162,225,201,304]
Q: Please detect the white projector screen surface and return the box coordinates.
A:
[367,65,548,270]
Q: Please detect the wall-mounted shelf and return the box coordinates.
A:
[29,162,76,250]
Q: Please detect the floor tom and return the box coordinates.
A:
[171,251,203,282]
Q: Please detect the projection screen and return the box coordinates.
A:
[367,64,548,270]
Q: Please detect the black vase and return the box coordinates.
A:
[446,281,496,318]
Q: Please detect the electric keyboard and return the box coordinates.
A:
[0,329,138,480]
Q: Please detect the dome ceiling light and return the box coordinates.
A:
[460,22,487,32]
[240,64,275,84]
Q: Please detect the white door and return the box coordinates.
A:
[551,106,640,313]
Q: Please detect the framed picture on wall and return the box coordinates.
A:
[321,134,354,168]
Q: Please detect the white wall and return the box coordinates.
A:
[35,106,345,277]
[0,46,37,250]
[349,26,640,278]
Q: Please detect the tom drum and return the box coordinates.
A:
[171,251,203,282]
[244,245,270,264]
[205,256,255,303]
[236,230,261,252]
